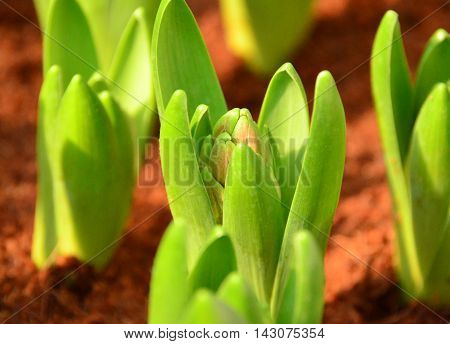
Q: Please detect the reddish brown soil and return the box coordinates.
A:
[0,0,449,323]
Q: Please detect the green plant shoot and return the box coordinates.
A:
[219,0,313,74]
[371,10,449,305]
[148,0,346,324]
[32,0,159,268]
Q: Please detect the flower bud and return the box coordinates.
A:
[209,132,236,185]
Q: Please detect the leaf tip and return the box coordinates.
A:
[316,70,335,87]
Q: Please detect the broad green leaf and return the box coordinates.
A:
[219,0,313,74]
[406,84,449,300]
[371,10,421,291]
[32,65,63,268]
[258,63,310,210]
[189,231,236,293]
[271,71,345,312]
[414,29,450,114]
[109,7,157,143]
[149,221,189,324]
[43,0,98,88]
[53,75,122,267]
[223,144,284,303]
[275,230,324,324]
[182,289,245,324]
[77,0,160,71]
[159,90,216,268]
[218,272,267,323]
[152,0,227,123]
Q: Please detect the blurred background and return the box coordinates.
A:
[0,0,449,323]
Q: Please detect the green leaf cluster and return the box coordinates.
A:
[149,0,346,323]
[34,0,160,71]
[219,0,314,74]
[371,10,449,305]
[33,0,159,268]
[33,68,134,268]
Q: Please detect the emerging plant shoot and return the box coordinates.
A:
[371,10,449,305]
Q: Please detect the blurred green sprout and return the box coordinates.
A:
[148,0,346,324]
[33,0,159,268]
[220,0,314,74]
[371,10,449,305]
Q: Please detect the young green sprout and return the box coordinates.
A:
[219,0,313,74]
[33,0,158,268]
[34,0,160,71]
[148,0,346,324]
[371,10,449,305]
[33,68,134,268]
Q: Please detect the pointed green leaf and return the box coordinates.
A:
[53,75,122,267]
[32,65,64,268]
[218,272,267,324]
[109,7,157,142]
[275,230,324,324]
[189,230,236,293]
[371,10,422,292]
[258,63,310,210]
[152,0,227,123]
[160,90,216,268]
[285,71,345,253]
[182,289,245,324]
[414,29,450,113]
[149,221,189,324]
[77,0,160,71]
[272,71,345,313]
[406,83,449,300]
[223,144,284,303]
[219,0,313,74]
[43,0,98,88]
[371,10,414,162]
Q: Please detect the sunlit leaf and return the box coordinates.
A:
[43,0,98,88]
[189,229,236,293]
[32,65,63,268]
[272,71,345,312]
[109,7,157,143]
[275,230,324,324]
[159,90,216,268]
[152,0,227,123]
[406,83,449,301]
[258,63,310,211]
[53,75,123,267]
[149,221,189,324]
[223,144,284,303]
[414,29,450,113]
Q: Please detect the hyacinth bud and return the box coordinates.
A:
[209,133,236,185]
[202,108,264,187]
[198,108,278,223]
[200,166,224,224]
